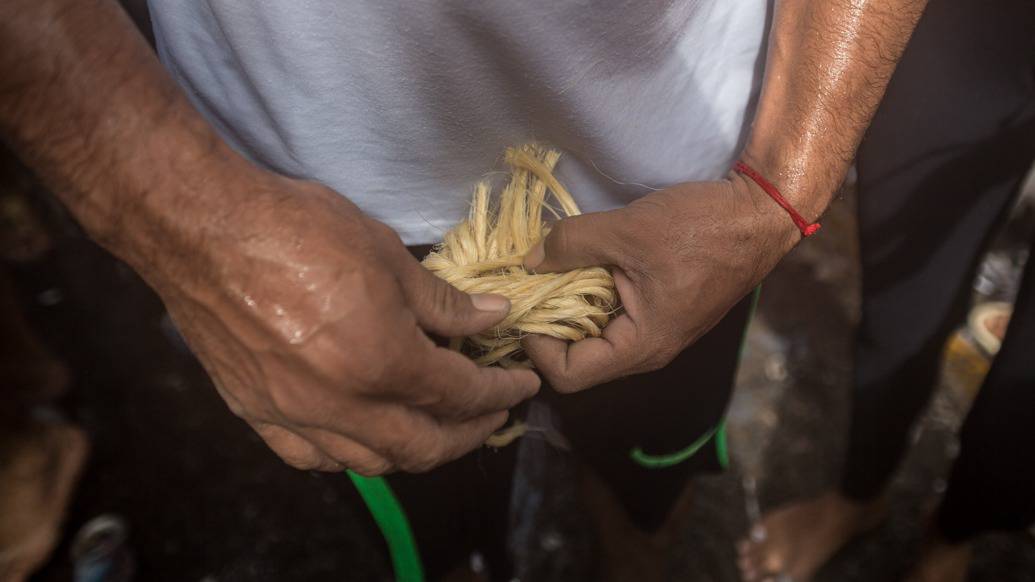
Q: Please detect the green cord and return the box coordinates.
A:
[715,419,730,469]
[628,285,760,470]
[630,424,721,469]
[348,471,424,582]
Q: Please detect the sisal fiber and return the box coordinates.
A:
[422,144,617,368]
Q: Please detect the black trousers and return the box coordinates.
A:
[842,0,1035,541]
[352,247,752,580]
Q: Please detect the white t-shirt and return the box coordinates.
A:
[149,1,768,245]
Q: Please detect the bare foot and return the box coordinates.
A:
[903,533,971,582]
[737,492,887,582]
[0,421,89,582]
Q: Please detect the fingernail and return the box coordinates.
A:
[471,293,510,312]
[523,242,545,271]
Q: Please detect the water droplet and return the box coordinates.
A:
[469,552,486,573]
[37,287,63,306]
[540,531,563,552]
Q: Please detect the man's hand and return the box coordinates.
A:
[0,0,927,466]
[522,175,798,393]
[521,0,928,394]
[155,173,540,474]
[0,0,540,475]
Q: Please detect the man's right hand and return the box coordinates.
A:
[152,173,540,474]
[0,0,541,475]
[108,152,545,478]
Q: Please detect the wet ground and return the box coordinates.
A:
[11,178,1035,581]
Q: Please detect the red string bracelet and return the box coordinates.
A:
[732,160,821,237]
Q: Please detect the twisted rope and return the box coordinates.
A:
[423,145,617,367]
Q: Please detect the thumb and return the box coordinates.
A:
[523,211,619,273]
[399,258,512,338]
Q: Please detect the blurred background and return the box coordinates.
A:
[3,2,1034,581]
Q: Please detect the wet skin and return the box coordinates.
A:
[1,0,926,474]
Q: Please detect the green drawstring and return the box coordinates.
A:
[348,472,424,582]
[630,424,721,468]
[629,286,760,470]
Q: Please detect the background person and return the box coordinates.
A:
[738,0,1035,580]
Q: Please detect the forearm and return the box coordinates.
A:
[0,0,253,282]
[741,0,927,220]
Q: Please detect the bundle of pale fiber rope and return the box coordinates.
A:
[422,144,617,368]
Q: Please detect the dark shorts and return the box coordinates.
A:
[350,246,755,580]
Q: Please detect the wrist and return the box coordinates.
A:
[77,112,268,287]
[737,136,845,226]
[726,172,801,257]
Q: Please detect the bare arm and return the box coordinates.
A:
[524,0,928,391]
[0,0,228,278]
[742,0,928,220]
[0,0,540,473]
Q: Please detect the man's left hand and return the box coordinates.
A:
[522,174,801,393]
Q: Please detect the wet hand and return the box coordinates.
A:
[157,174,540,474]
[522,175,798,393]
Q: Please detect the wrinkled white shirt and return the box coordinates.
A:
[150,0,767,244]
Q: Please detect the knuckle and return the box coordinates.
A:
[547,220,573,256]
[254,424,326,470]
[408,378,450,411]
[282,456,322,471]
[270,441,324,470]
[381,428,417,462]
[439,374,483,412]
[548,373,583,394]
[267,384,308,422]
[348,348,400,393]
[396,439,445,473]
[431,279,464,315]
[368,219,404,246]
[402,456,440,474]
[347,455,393,477]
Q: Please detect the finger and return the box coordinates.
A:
[412,345,541,419]
[361,323,538,417]
[250,421,343,472]
[300,427,395,476]
[388,410,511,473]
[432,411,512,466]
[523,313,643,393]
[394,252,513,337]
[326,401,510,473]
[523,210,622,273]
